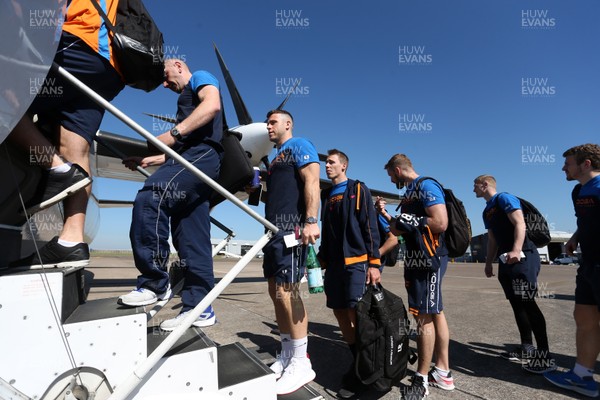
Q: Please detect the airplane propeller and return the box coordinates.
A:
[213,43,253,126]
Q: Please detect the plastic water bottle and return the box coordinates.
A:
[306,245,324,294]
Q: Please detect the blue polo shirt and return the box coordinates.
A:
[266,137,319,231]
[175,70,223,151]
[483,192,535,254]
[574,175,600,263]
[399,176,448,257]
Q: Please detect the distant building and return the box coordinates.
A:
[470,231,574,264]
[211,238,261,258]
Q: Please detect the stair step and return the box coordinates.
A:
[278,384,323,400]
[218,342,272,389]
[64,296,146,324]
[147,326,216,356]
[217,343,323,400]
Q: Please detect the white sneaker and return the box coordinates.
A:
[118,285,172,307]
[270,354,291,380]
[276,357,316,395]
[160,306,216,331]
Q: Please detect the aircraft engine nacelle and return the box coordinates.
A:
[228,122,272,167]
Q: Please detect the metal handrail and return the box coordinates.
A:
[52,63,278,400]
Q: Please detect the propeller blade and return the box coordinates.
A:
[213,43,253,126]
[274,78,301,111]
[143,112,177,124]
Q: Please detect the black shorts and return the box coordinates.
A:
[404,255,448,316]
[262,231,306,284]
[28,32,124,145]
[498,251,540,301]
[575,261,600,310]
[324,262,368,309]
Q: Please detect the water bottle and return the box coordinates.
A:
[306,245,324,294]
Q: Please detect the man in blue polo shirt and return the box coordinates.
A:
[119,59,223,332]
[261,109,320,395]
[377,153,454,400]
[545,143,600,398]
[473,175,554,374]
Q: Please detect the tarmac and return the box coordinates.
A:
[86,255,598,400]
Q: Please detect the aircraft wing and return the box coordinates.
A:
[91,130,158,181]
[96,193,251,208]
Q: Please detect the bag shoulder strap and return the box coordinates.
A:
[415,176,444,194]
[88,0,117,34]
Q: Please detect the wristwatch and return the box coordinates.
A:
[170,127,183,140]
[305,216,318,224]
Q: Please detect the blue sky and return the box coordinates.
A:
[92,0,600,249]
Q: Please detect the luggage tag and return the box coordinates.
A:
[283,225,302,248]
[499,251,526,263]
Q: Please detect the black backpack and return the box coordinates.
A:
[90,0,165,91]
[355,285,411,392]
[417,177,472,258]
[517,197,551,248]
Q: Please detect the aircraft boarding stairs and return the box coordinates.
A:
[0,264,323,400]
[0,61,323,400]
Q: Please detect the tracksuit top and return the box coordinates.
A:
[318,179,381,268]
[63,0,120,72]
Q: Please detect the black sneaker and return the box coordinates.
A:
[403,374,429,400]
[23,164,91,215]
[500,345,534,362]
[9,236,90,269]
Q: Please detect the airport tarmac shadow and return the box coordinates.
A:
[551,293,576,302]
[451,340,589,399]
[236,321,400,399]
